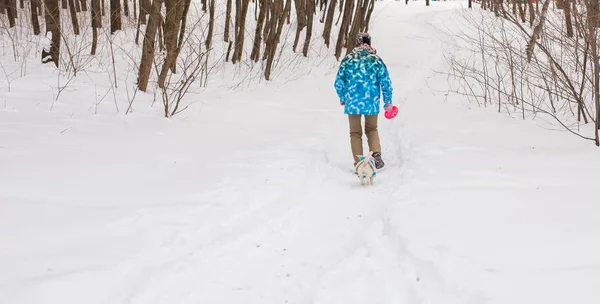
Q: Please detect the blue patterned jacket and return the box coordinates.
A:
[334,45,393,115]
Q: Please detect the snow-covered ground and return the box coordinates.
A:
[2,1,600,303]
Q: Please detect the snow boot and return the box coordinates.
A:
[372,152,385,170]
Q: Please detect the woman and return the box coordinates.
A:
[334,32,394,169]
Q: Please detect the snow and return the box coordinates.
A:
[2,1,600,303]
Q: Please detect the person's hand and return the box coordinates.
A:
[384,103,393,111]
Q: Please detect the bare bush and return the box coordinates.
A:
[160,38,206,117]
[444,2,600,146]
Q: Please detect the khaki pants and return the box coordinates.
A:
[348,114,381,165]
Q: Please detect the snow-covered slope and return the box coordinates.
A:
[2,1,600,304]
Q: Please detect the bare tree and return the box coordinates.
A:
[42,0,60,67]
[205,0,215,49]
[334,0,353,60]
[292,0,306,51]
[322,0,336,47]
[30,0,41,35]
[138,0,162,91]
[264,0,290,80]
[68,0,80,35]
[91,0,101,54]
[110,0,122,33]
[6,0,16,27]
[302,0,314,56]
[157,0,184,88]
[224,0,232,41]
[445,2,600,146]
[232,0,250,63]
[251,0,268,61]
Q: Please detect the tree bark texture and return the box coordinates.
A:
[322,0,336,47]
[31,0,41,35]
[157,0,184,88]
[232,0,250,63]
[138,0,162,91]
[302,0,314,56]
[42,0,60,67]
[68,0,80,35]
[251,0,268,61]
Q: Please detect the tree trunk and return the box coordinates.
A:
[157,17,164,51]
[80,0,87,11]
[42,0,60,67]
[588,0,600,28]
[493,0,499,16]
[263,1,271,38]
[139,0,148,23]
[517,0,525,23]
[124,0,129,16]
[232,0,250,63]
[6,0,16,28]
[526,0,535,26]
[157,0,183,88]
[68,0,80,35]
[224,0,232,41]
[251,0,268,61]
[136,0,150,43]
[177,0,192,50]
[31,0,41,34]
[264,0,289,80]
[322,0,336,47]
[335,0,344,25]
[525,0,550,62]
[138,0,162,91]
[302,0,314,56]
[91,0,101,54]
[282,0,291,40]
[263,0,281,63]
[565,0,573,37]
[591,23,600,145]
[334,0,353,60]
[364,0,374,32]
[293,0,307,51]
[205,0,215,49]
[346,0,367,53]
[110,0,122,33]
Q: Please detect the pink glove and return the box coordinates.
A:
[383,103,393,111]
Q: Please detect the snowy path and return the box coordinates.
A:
[2,2,600,304]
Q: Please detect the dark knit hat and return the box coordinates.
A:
[356,32,371,46]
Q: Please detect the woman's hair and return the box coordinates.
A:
[356,32,371,46]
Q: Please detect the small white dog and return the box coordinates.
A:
[353,151,377,186]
